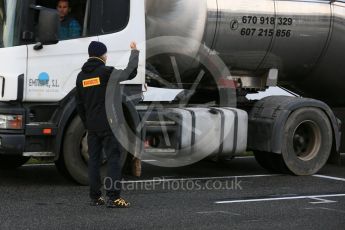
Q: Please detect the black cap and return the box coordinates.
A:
[88,41,107,57]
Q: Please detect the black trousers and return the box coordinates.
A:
[87,130,123,200]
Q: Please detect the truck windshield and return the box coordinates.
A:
[0,0,21,48]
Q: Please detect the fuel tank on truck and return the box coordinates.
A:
[145,0,345,106]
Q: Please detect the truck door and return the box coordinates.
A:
[98,0,146,85]
[26,0,146,102]
[0,0,28,102]
[26,0,96,102]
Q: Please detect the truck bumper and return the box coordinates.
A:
[0,134,25,155]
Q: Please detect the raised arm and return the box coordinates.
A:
[119,42,140,81]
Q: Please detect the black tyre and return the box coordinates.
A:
[281,108,333,175]
[54,152,74,181]
[254,151,275,172]
[254,151,288,173]
[0,155,30,170]
[254,151,272,171]
[62,116,127,185]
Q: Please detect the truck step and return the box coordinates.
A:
[23,152,55,157]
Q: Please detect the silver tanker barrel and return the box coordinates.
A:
[306,1,345,106]
[145,0,208,85]
[145,0,207,42]
[209,0,331,74]
[145,0,345,106]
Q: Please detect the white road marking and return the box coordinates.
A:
[215,194,345,204]
[123,174,280,184]
[318,207,345,214]
[304,207,345,214]
[309,197,337,204]
[313,174,345,182]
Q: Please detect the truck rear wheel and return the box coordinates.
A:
[0,155,30,170]
[254,108,332,175]
[62,116,127,185]
[281,108,333,175]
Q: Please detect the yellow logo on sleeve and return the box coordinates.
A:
[82,77,101,88]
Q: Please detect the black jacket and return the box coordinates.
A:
[76,50,139,131]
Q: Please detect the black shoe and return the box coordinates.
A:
[107,197,131,208]
[90,197,106,206]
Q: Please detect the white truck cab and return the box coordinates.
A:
[0,0,146,182]
[0,0,146,102]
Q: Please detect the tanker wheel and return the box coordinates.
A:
[0,155,30,170]
[280,108,333,175]
[62,116,127,185]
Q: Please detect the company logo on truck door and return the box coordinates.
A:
[28,72,60,88]
[38,72,49,85]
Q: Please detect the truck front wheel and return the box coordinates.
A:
[62,116,90,185]
[62,116,127,185]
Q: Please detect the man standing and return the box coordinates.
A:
[76,41,139,208]
[57,0,81,40]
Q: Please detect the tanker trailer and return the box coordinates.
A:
[141,0,343,174]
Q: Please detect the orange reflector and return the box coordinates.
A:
[9,116,23,129]
[43,128,52,135]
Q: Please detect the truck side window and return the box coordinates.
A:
[35,0,89,41]
[101,0,130,34]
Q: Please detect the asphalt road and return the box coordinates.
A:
[0,155,345,230]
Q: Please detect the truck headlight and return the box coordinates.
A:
[0,115,23,129]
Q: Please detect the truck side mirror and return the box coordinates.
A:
[30,5,60,47]
[36,8,59,45]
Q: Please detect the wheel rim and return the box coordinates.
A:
[292,120,321,161]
